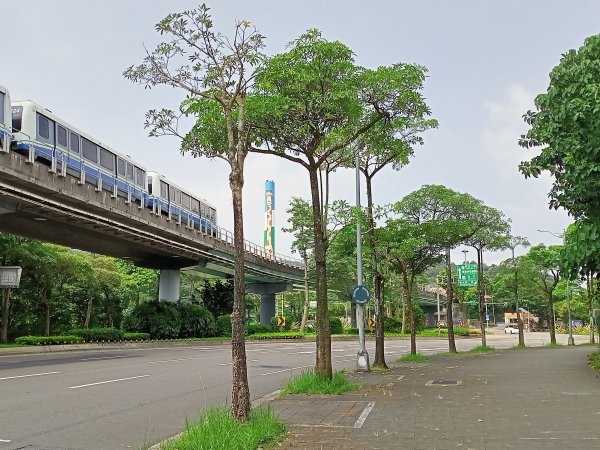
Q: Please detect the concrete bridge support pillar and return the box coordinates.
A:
[159,269,180,302]
[247,283,293,326]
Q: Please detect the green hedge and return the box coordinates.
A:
[216,314,232,337]
[329,317,344,335]
[122,332,150,341]
[246,323,273,335]
[15,335,83,346]
[69,328,124,342]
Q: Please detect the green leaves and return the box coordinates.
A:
[519,34,600,219]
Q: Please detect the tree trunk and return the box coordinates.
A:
[588,274,595,344]
[84,293,93,328]
[309,166,331,378]
[299,257,310,333]
[403,271,416,355]
[1,288,11,344]
[548,292,556,345]
[400,288,406,334]
[366,177,386,368]
[445,249,457,353]
[229,167,250,422]
[476,248,486,347]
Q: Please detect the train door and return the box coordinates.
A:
[55,124,68,175]
[67,131,82,178]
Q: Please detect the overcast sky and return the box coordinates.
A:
[4,1,598,265]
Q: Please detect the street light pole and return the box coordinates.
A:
[355,152,369,371]
[462,249,468,264]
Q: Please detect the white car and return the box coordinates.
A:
[504,324,519,334]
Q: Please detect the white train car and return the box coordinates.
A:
[11,100,147,204]
[0,84,11,152]
[147,171,218,235]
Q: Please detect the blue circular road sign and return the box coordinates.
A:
[352,285,371,304]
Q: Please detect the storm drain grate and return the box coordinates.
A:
[425,380,465,386]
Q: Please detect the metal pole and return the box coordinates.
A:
[356,152,369,371]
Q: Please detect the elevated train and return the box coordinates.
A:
[3,85,218,236]
[0,85,12,153]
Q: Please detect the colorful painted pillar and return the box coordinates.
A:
[264,180,275,259]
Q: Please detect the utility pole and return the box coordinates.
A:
[355,152,369,371]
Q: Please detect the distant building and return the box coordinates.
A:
[505,308,539,331]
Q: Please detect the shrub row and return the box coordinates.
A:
[122,301,216,339]
[70,328,123,342]
[15,335,83,345]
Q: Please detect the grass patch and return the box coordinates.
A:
[283,369,358,395]
[0,343,20,348]
[436,351,460,356]
[398,353,429,362]
[546,343,563,348]
[589,351,600,373]
[470,345,495,353]
[512,344,527,350]
[370,364,391,373]
[159,407,285,450]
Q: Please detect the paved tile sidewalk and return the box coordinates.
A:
[269,346,600,450]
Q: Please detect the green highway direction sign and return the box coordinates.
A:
[457,263,478,287]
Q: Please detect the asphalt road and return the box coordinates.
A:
[0,332,589,450]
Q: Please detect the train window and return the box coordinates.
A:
[99,147,115,171]
[0,92,4,124]
[37,113,54,143]
[181,193,191,209]
[191,198,199,213]
[135,167,145,187]
[11,106,23,132]
[117,158,125,176]
[200,203,206,218]
[126,162,134,181]
[147,176,153,194]
[160,181,168,200]
[82,138,98,162]
[210,208,216,222]
[70,132,80,154]
[169,185,181,204]
[56,125,68,149]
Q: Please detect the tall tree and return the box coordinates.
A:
[282,197,314,332]
[383,185,481,355]
[124,4,265,420]
[462,206,511,347]
[519,34,600,220]
[252,30,431,377]
[355,106,437,368]
[526,244,561,344]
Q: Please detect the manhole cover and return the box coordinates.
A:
[425,380,464,386]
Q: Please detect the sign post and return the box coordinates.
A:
[0,267,22,288]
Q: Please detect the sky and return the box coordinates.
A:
[3,0,598,265]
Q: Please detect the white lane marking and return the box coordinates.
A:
[353,401,375,428]
[0,371,60,381]
[220,359,259,366]
[260,358,356,376]
[81,356,128,361]
[261,364,312,376]
[147,357,202,364]
[0,439,11,443]
[69,375,149,389]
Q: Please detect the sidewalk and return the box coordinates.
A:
[270,345,600,449]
